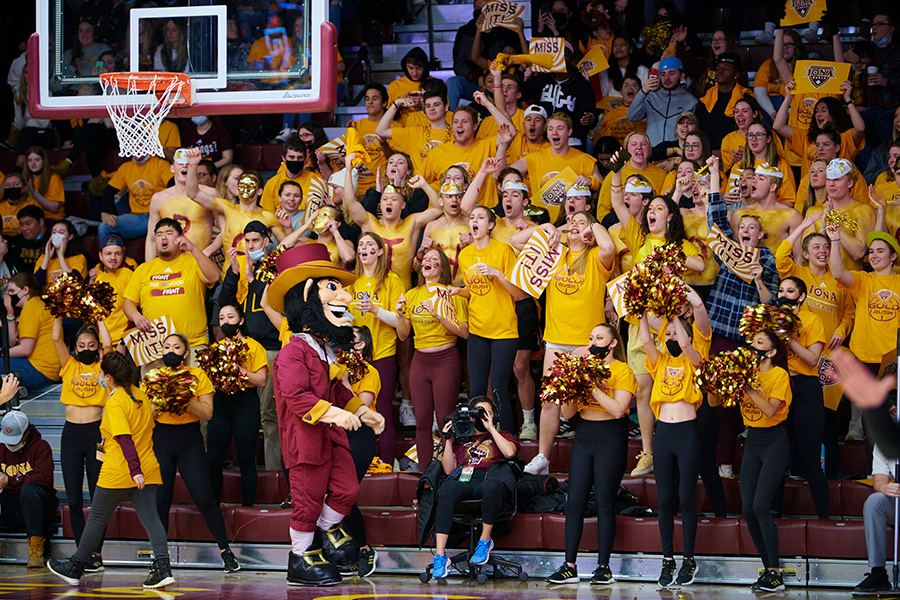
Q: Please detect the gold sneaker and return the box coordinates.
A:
[630,452,654,476]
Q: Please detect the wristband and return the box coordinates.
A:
[493,84,502,88]
[6,316,14,322]
[829,238,840,242]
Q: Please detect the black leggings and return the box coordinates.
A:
[154,421,230,550]
[60,420,103,550]
[697,399,727,517]
[467,334,517,432]
[786,375,829,519]
[823,406,839,479]
[565,417,628,564]
[344,424,376,546]
[434,469,507,535]
[740,424,790,569]
[207,388,260,507]
[654,420,701,558]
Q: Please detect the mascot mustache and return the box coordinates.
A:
[284,278,356,349]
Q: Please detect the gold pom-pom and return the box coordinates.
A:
[622,261,687,320]
[739,303,801,341]
[196,338,251,394]
[640,21,674,59]
[143,367,198,415]
[334,349,369,384]
[41,274,117,321]
[541,353,611,406]
[695,347,761,408]
[825,210,860,233]
[254,245,286,285]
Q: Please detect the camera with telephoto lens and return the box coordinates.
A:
[445,404,488,443]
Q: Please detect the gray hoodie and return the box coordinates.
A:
[626,83,698,147]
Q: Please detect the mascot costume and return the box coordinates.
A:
[267,244,385,586]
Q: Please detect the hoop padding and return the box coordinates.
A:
[100,72,191,158]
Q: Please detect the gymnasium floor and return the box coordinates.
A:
[0,567,895,600]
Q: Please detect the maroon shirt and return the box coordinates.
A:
[453,431,519,471]
[181,118,233,164]
[0,426,55,494]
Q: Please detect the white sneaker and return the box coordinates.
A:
[718,464,734,479]
[524,453,550,475]
[754,30,774,44]
[846,422,865,441]
[803,25,819,43]
[519,421,538,440]
[399,400,416,427]
[274,127,294,143]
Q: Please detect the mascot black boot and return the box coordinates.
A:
[287,550,341,586]
[318,525,360,572]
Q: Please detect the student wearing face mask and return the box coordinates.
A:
[775,277,829,519]
[4,272,61,393]
[146,333,240,573]
[546,324,636,586]
[181,116,234,168]
[48,352,174,589]
[737,330,792,593]
[0,405,57,569]
[34,219,88,289]
[204,304,269,507]
[0,172,41,237]
[638,288,712,588]
[52,318,113,573]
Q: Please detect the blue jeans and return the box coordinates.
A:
[447,76,478,111]
[6,357,56,394]
[98,212,149,241]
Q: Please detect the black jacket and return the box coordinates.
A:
[523,73,597,147]
[220,262,280,351]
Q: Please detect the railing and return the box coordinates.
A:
[412,0,440,70]
[343,45,373,105]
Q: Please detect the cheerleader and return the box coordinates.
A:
[609,151,704,477]
[512,212,616,475]
[777,277,829,519]
[399,248,468,468]
[48,353,174,588]
[456,205,525,432]
[205,304,270,507]
[639,290,711,587]
[348,232,409,466]
[51,317,112,572]
[546,324,636,585]
[149,333,240,572]
[735,330,793,593]
[342,325,380,576]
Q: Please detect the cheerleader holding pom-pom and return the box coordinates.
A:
[638,286,712,587]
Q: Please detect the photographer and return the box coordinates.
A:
[429,397,519,580]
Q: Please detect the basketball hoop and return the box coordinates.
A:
[100,72,194,158]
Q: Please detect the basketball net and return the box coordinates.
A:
[100,72,189,158]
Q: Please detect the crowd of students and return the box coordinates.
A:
[1,6,900,592]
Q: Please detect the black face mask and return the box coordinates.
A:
[5,188,22,201]
[666,340,683,357]
[775,295,798,307]
[220,322,241,338]
[589,344,611,359]
[76,349,99,364]
[284,159,304,174]
[552,11,568,27]
[754,348,771,362]
[162,352,185,368]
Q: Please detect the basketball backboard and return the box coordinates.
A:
[29,0,338,119]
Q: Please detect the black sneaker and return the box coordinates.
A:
[757,569,785,593]
[557,420,575,439]
[84,554,104,573]
[357,547,377,578]
[47,558,87,586]
[222,548,241,573]
[546,563,579,584]
[280,496,292,509]
[676,557,696,585]
[854,568,891,595]
[658,558,676,587]
[590,564,615,585]
[143,556,175,589]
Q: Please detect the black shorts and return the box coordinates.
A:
[516,298,540,352]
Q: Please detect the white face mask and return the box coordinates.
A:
[5,439,26,452]
[51,232,66,248]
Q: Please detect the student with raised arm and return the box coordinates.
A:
[639,295,708,588]
[375,88,452,176]
[607,150,704,477]
[775,214,854,476]
[342,154,442,291]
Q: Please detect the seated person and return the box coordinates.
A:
[429,397,519,579]
[0,407,58,568]
[4,272,62,393]
[854,437,898,595]
[0,173,41,238]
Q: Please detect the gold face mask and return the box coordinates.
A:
[313,206,337,234]
[237,175,260,200]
